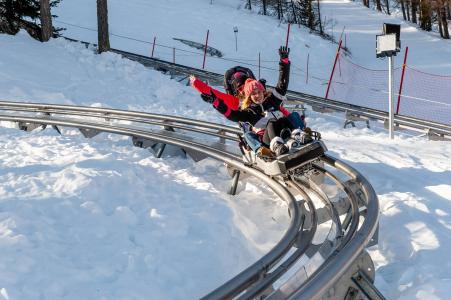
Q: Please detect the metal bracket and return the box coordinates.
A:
[18,121,42,132]
[228,169,241,195]
[344,111,370,129]
[217,129,226,144]
[352,270,386,300]
[424,129,446,141]
[312,105,336,113]
[79,128,101,138]
[320,251,381,300]
[383,119,401,131]
[18,121,61,135]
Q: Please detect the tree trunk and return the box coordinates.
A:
[363,0,369,8]
[437,2,444,37]
[279,0,284,20]
[400,0,407,20]
[385,0,391,14]
[291,1,297,23]
[418,0,422,21]
[317,0,323,34]
[96,0,110,53]
[442,5,450,38]
[419,0,432,30]
[375,0,382,11]
[263,0,266,14]
[406,0,411,20]
[247,0,251,10]
[307,0,314,29]
[447,0,451,19]
[40,0,52,41]
[411,0,417,23]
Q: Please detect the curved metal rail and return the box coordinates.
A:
[0,101,381,299]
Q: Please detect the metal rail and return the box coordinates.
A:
[0,102,381,299]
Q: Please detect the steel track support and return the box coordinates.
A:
[228,169,241,195]
[351,270,386,300]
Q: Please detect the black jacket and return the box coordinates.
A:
[213,60,290,126]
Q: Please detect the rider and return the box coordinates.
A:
[192,46,310,157]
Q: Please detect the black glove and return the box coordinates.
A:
[278,46,290,60]
[200,90,217,104]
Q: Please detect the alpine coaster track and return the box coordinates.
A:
[0,101,382,300]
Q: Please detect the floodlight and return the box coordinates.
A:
[376,34,397,58]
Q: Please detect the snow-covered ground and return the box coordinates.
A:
[0,0,450,299]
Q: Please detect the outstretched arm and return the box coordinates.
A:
[190,76,240,110]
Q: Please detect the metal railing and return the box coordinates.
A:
[0,101,381,299]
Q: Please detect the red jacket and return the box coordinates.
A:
[190,77,240,110]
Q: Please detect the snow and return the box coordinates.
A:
[0,0,450,299]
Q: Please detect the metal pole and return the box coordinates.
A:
[258,52,261,79]
[235,32,238,52]
[325,39,342,99]
[151,36,156,58]
[388,55,394,139]
[202,30,210,69]
[285,23,291,48]
[396,46,409,114]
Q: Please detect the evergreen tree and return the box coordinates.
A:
[0,0,62,41]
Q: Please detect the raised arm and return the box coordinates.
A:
[274,46,290,96]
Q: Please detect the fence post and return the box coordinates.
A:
[173,47,175,64]
[396,46,409,114]
[325,39,343,99]
[285,23,291,48]
[258,52,261,79]
[151,36,156,58]
[306,53,310,84]
[202,29,210,69]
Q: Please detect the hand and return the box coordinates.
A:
[189,75,196,85]
[278,46,290,60]
[200,90,217,104]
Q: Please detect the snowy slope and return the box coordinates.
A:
[0,33,291,300]
[53,0,451,98]
[0,0,450,299]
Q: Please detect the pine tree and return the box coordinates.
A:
[0,0,62,41]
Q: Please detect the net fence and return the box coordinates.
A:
[327,52,451,126]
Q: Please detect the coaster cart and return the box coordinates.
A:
[226,128,326,195]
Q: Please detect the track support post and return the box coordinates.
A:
[228,170,241,195]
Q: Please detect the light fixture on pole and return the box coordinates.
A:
[233,26,238,51]
[376,23,401,139]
